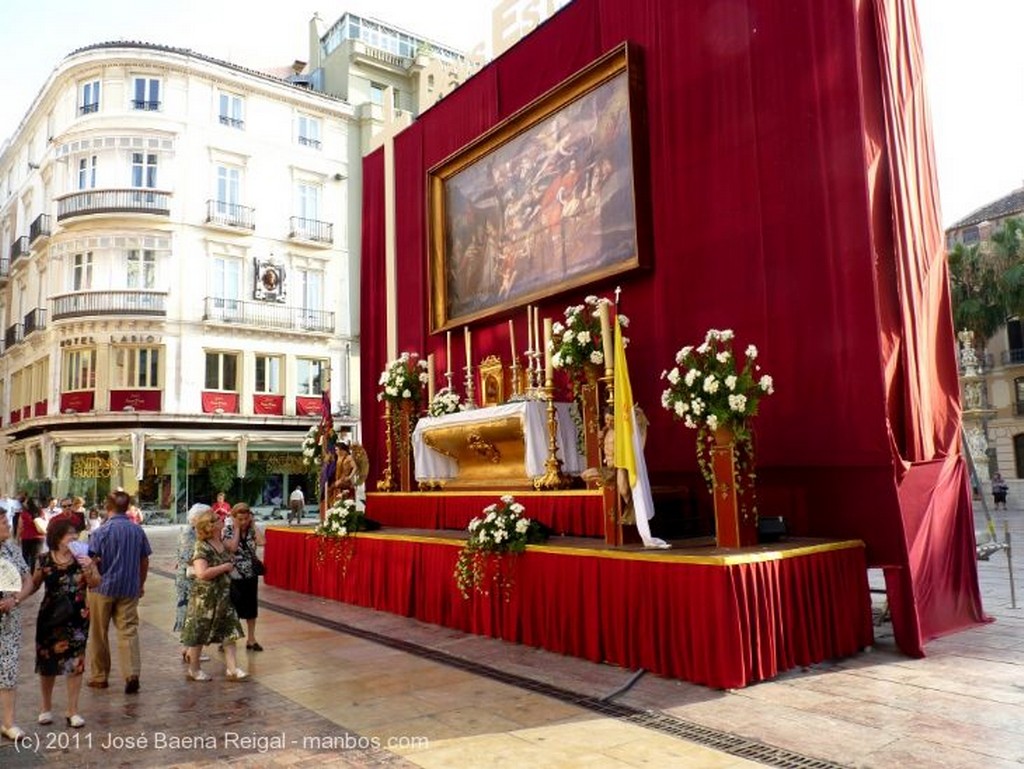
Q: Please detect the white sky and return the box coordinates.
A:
[0,0,1021,228]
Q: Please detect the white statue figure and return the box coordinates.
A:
[958,329,979,374]
[966,425,988,460]
[963,381,983,410]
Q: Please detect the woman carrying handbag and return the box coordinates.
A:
[227,503,265,653]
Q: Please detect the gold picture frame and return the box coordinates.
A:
[428,43,648,333]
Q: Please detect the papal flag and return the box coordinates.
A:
[613,319,669,548]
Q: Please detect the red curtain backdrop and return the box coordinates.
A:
[360,148,387,488]
[110,389,162,412]
[359,0,984,656]
[200,391,238,414]
[266,528,873,689]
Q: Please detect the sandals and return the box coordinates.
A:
[1,725,26,741]
[246,642,264,652]
[186,669,212,682]
[225,669,249,681]
[38,711,53,725]
[67,715,85,729]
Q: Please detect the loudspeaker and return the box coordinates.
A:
[757,516,787,543]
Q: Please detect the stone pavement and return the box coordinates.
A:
[0,504,1021,769]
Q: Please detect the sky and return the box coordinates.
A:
[0,0,1021,228]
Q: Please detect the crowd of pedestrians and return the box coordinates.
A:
[0,487,264,741]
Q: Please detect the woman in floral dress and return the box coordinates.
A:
[0,514,33,741]
[180,509,245,681]
[174,504,209,662]
[33,518,100,728]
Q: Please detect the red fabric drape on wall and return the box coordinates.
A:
[359,0,985,655]
[360,148,387,484]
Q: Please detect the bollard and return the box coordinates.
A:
[1005,521,1017,610]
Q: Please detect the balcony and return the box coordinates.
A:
[0,257,9,282]
[203,297,334,333]
[4,324,23,349]
[218,115,244,129]
[1001,348,1024,366]
[132,100,161,111]
[57,189,171,222]
[22,308,46,338]
[79,102,99,115]
[10,236,29,262]
[206,200,255,231]
[29,213,51,243]
[51,290,168,321]
[298,135,321,149]
[289,216,334,245]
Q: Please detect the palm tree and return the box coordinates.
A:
[992,217,1024,317]
[948,240,1005,349]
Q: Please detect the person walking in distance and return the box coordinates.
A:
[288,485,305,525]
[86,490,152,694]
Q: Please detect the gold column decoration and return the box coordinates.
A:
[376,401,397,492]
[534,385,571,490]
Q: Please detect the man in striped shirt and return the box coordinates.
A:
[87,490,152,694]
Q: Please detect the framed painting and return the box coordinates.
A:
[428,43,648,332]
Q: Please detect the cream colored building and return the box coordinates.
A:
[0,41,358,517]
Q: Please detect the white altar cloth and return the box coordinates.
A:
[413,401,585,481]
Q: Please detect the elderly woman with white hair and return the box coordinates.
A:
[174,504,210,663]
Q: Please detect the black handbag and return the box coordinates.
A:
[245,537,266,577]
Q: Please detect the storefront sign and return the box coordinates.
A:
[73,455,123,478]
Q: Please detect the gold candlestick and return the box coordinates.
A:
[376,401,397,492]
[534,384,570,490]
[510,357,523,397]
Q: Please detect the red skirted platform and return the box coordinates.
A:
[365,491,604,537]
[265,527,873,689]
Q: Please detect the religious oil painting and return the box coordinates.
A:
[429,44,647,332]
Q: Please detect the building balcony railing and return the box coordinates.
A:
[1001,348,1024,366]
[10,236,29,262]
[132,100,161,111]
[1014,401,1024,417]
[203,297,334,333]
[79,102,99,115]
[29,213,51,243]
[4,324,23,349]
[218,115,245,129]
[51,290,168,321]
[22,308,47,337]
[298,135,321,149]
[56,189,171,221]
[289,216,333,244]
[206,200,255,230]
[0,257,9,281]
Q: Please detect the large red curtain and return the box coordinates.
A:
[358,0,986,655]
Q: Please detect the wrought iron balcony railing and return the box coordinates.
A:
[132,100,161,110]
[79,102,99,115]
[10,236,29,261]
[29,213,51,243]
[51,290,168,321]
[4,324,23,348]
[289,216,333,244]
[218,115,245,129]
[22,308,46,337]
[298,135,321,149]
[1001,348,1024,366]
[57,189,170,221]
[1014,401,1024,417]
[206,200,255,230]
[203,297,334,333]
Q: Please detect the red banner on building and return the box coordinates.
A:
[60,391,95,413]
[295,396,322,416]
[253,394,284,415]
[202,391,239,414]
[33,400,48,418]
[110,390,162,412]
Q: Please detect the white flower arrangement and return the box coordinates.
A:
[454,495,546,598]
[301,423,334,469]
[551,296,629,388]
[314,497,367,540]
[427,386,463,417]
[377,352,428,405]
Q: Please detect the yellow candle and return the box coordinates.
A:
[598,301,613,375]
[427,353,435,402]
[464,326,472,369]
[544,317,554,384]
[533,307,541,358]
[446,331,452,375]
[508,319,517,361]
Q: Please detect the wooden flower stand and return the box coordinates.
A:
[711,428,758,548]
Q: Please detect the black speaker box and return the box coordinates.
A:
[757,516,787,543]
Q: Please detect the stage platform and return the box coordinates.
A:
[264,526,873,689]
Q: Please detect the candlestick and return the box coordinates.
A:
[533,307,541,363]
[446,331,452,376]
[544,317,553,385]
[427,353,435,402]
[598,300,613,377]
[526,305,534,354]
[464,326,472,371]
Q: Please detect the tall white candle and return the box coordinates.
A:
[598,301,613,375]
[446,331,452,375]
[508,319,517,361]
[427,353,436,402]
[464,326,472,369]
[533,306,541,360]
[544,317,554,384]
[526,305,533,352]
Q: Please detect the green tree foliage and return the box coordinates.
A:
[948,240,1005,344]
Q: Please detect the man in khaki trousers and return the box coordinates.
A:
[87,490,152,694]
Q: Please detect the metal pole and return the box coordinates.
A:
[1005,520,1017,610]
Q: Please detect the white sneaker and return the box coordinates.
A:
[38,711,53,725]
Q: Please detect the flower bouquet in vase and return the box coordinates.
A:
[661,329,774,547]
[376,352,428,491]
[313,497,368,571]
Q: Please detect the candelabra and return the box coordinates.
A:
[463,363,477,410]
[510,356,523,398]
[534,383,571,490]
[376,401,397,492]
[444,370,454,392]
